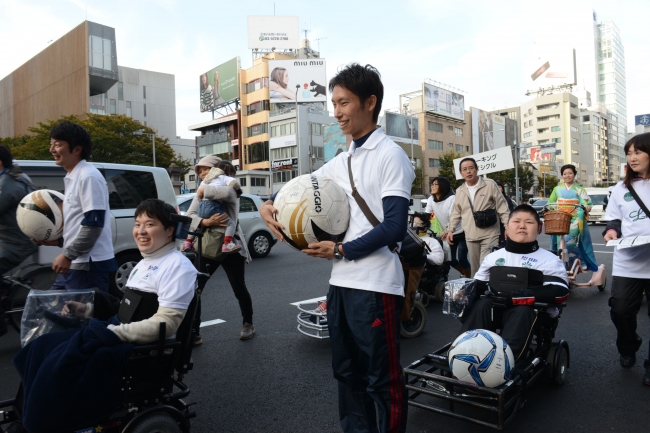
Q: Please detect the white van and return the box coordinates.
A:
[16,161,178,296]
[585,187,610,224]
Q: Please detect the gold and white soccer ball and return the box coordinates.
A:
[16,189,65,241]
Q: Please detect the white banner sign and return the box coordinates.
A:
[453,146,514,180]
[247,16,300,49]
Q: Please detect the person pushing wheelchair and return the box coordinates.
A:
[457,204,569,360]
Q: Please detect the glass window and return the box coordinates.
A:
[110,99,116,114]
[143,104,147,117]
[454,127,463,137]
[551,126,560,132]
[239,196,258,213]
[143,86,146,99]
[240,177,247,187]
[448,143,454,148]
[466,146,469,152]
[456,144,463,152]
[247,141,269,164]
[251,177,266,187]
[523,131,532,138]
[552,138,561,143]
[178,198,193,213]
[273,169,298,183]
[19,166,67,195]
[189,175,195,181]
[290,122,296,134]
[117,82,123,101]
[448,125,453,131]
[571,125,578,132]
[280,124,287,135]
[104,169,157,210]
[428,121,443,132]
[427,140,443,150]
[428,158,440,168]
[126,101,132,117]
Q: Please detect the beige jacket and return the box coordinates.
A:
[447,177,510,241]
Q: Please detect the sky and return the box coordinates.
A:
[1,0,649,139]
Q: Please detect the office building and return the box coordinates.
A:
[0,21,196,171]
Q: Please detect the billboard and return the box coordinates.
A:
[384,112,419,144]
[247,16,300,50]
[471,108,506,154]
[423,83,465,121]
[199,57,240,112]
[268,60,327,103]
[323,123,349,162]
[530,147,552,163]
[524,45,577,93]
[635,114,650,126]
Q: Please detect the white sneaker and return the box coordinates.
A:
[222,242,242,254]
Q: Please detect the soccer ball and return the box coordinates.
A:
[16,189,65,241]
[448,329,515,388]
[274,175,350,250]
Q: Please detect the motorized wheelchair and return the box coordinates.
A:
[403,275,570,430]
[0,214,208,433]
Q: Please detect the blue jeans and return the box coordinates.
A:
[198,199,224,219]
[52,270,109,292]
[450,236,470,270]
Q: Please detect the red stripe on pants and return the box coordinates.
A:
[383,293,402,432]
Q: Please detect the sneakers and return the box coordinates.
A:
[620,354,636,368]
[222,242,242,254]
[240,323,255,340]
[193,334,203,346]
[181,238,195,252]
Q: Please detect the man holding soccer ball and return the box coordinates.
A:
[36,122,116,292]
[262,64,414,433]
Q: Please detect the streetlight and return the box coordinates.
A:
[133,129,156,167]
[542,172,548,197]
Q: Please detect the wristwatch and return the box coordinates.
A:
[333,242,344,260]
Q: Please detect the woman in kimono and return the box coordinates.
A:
[548,164,598,271]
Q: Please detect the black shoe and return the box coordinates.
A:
[620,354,636,368]
[644,369,650,386]
[193,334,203,346]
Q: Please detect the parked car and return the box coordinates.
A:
[176,193,277,258]
[531,199,548,219]
[16,160,178,297]
[528,197,544,205]
[584,188,609,224]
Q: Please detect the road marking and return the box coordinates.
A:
[290,296,326,306]
[594,251,614,254]
[200,319,226,328]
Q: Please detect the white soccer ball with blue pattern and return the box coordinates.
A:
[448,329,514,388]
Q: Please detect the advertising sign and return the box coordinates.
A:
[383,112,419,144]
[453,147,514,180]
[199,57,240,112]
[472,108,506,154]
[268,60,327,104]
[422,83,465,121]
[635,114,650,126]
[323,124,349,162]
[530,147,552,162]
[248,16,300,50]
[621,162,628,177]
[524,45,577,93]
[270,134,297,150]
[271,158,298,170]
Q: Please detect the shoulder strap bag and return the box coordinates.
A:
[627,183,650,220]
[467,185,498,228]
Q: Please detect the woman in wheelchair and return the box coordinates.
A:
[8,199,198,433]
[458,204,569,360]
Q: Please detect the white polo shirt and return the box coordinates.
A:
[605,179,650,278]
[126,247,197,310]
[312,128,415,296]
[63,160,114,264]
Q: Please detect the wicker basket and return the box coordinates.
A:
[544,210,572,235]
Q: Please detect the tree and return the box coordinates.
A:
[438,151,464,190]
[486,164,535,199]
[411,166,424,196]
[538,175,559,197]
[8,114,191,171]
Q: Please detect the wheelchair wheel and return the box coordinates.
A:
[129,413,182,433]
[401,302,426,339]
[419,291,430,308]
[546,341,569,386]
[433,281,445,302]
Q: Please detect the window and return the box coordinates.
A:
[189,175,195,181]
[448,125,453,131]
[109,99,116,114]
[104,169,157,209]
[528,108,533,114]
[143,86,146,99]
[144,104,147,117]
[245,141,269,164]
[280,124,287,135]
[428,121,442,132]
[583,124,591,131]
[251,177,266,187]
[537,115,559,122]
[571,125,578,132]
[465,146,469,152]
[311,123,322,135]
[537,128,549,134]
[239,178,246,187]
[245,100,270,116]
[523,131,532,138]
[239,196,258,213]
[454,127,463,137]
[245,123,268,137]
[427,140,443,150]
[456,144,463,152]
[428,158,440,168]
[448,143,454,148]
[552,138,561,143]
[273,169,298,183]
[126,101,132,117]
[290,122,296,134]
[313,146,324,159]
[19,166,66,194]
[582,132,590,140]
[529,119,534,125]
[551,126,560,132]
[117,82,123,101]
[243,78,269,94]
[89,35,112,70]
[524,121,528,127]
[537,103,559,110]
[271,146,297,160]
[582,115,590,122]
[144,121,147,126]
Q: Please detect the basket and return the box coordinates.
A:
[544,210,572,235]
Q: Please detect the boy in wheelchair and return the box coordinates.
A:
[6,199,199,433]
[458,205,569,361]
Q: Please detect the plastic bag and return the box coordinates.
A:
[430,216,444,236]
[442,278,476,319]
[21,289,95,347]
[442,240,452,262]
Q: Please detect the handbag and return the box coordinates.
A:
[197,226,225,261]
[467,193,498,228]
[627,184,650,220]
[347,155,428,321]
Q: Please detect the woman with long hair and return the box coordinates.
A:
[604,132,650,384]
[269,67,296,100]
[200,73,213,112]
[424,177,471,278]
[547,164,598,271]
[212,70,225,106]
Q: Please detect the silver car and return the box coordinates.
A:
[176,193,277,258]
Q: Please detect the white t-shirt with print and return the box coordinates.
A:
[474,247,569,289]
[126,248,197,310]
[605,179,650,278]
[312,128,415,296]
[62,160,114,263]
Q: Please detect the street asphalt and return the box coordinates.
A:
[1,224,649,432]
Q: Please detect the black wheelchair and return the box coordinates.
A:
[404,286,569,430]
[0,214,208,433]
